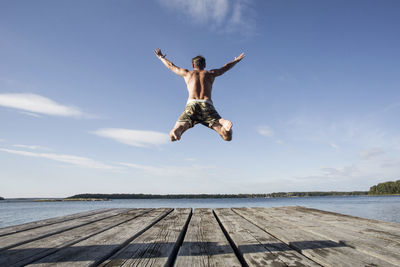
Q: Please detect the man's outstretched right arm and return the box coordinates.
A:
[154,48,188,77]
[210,52,245,77]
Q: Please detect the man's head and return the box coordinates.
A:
[192,55,206,70]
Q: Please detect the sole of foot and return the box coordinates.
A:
[221,120,232,132]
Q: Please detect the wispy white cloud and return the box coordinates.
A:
[293,151,400,191]
[365,101,400,120]
[320,165,359,178]
[119,162,214,177]
[285,113,400,150]
[13,144,51,150]
[159,0,255,34]
[0,78,37,91]
[119,162,161,173]
[0,147,115,169]
[19,111,42,117]
[160,0,228,24]
[93,128,169,148]
[0,93,84,117]
[330,143,339,150]
[359,147,385,160]
[279,109,400,190]
[257,125,274,137]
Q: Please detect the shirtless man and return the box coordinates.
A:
[154,48,245,142]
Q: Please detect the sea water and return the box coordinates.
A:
[1,195,400,228]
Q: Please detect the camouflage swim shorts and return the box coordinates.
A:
[177,100,221,128]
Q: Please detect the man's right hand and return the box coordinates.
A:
[234,53,245,62]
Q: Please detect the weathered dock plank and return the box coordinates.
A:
[0,208,112,237]
[279,206,400,241]
[0,209,151,267]
[1,206,399,267]
[100,208,191,267]
[214,208,320,267]
[269,206,400,266]
[233,207,397,267]
[0,208,130,252]
[175,208,241,267]
[25,208,172,267]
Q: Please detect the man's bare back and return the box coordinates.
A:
[154,48,244,141]
[184,70,214,100]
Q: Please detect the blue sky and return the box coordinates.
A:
[1,0,400,197]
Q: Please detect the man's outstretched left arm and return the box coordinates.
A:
[154,48,188,77]
[210,52,245,77]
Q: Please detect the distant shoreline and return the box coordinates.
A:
[34,198,109,202]
[66,191,369,200]
[1,193,400,201]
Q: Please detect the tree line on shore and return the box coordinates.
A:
[267,191,367,197]
[67,191,368,200]
[369,180,400,195]
[68,193,268,199]
[4,180,399,200]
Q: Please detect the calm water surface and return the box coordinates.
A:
[1,195,400,228]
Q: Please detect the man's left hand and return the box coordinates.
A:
[154,48,166,58]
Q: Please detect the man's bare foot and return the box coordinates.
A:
[170,132,180,142]
[219,118,233,132]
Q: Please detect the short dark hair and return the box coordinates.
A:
[192,55,206,69]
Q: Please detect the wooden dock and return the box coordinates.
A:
[0,207,399,266]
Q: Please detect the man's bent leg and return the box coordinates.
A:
[211,119,233,141]
[170,121,191,141]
